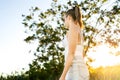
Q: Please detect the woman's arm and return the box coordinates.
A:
[59,25,78,80]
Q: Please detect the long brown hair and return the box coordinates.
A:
[66,6,84,29]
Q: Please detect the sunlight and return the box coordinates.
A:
[88,44,120,68]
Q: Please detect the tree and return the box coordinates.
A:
[22,0,120,80]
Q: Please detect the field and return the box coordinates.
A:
[90,64,120,80]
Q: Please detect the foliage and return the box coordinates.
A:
[0,72,29,80]
[22,0,120,79]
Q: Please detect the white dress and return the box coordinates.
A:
[63,29,89,80]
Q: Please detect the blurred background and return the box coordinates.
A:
[0,0,120,80]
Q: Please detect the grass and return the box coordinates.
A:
[89,64,120,80]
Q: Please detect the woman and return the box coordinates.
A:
[59,6,89,80]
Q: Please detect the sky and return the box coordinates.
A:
[0,0,51,75]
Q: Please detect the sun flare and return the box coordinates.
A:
[88,44,120,68]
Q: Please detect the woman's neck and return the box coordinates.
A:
[69,20,80,30]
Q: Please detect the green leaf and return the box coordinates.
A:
[26,15,32,21]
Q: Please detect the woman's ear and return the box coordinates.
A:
[67,15,72,21]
